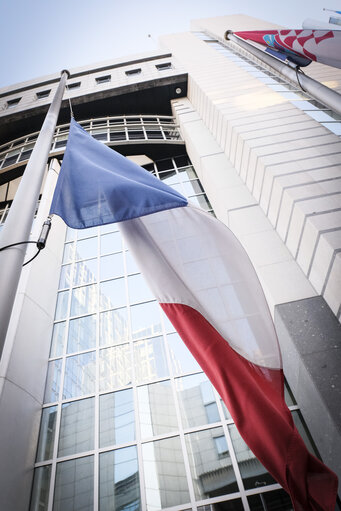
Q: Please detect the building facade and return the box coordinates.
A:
[0,14,340,511]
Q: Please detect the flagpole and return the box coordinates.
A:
[0,69,70,359]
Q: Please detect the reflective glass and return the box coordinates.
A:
[228,424,275,489]
[65,228,77,242]
[54,456,94,511]
[142,436,190,508]
[181,179,204,196]
[67,314,97,354]
[162,312,176,333]
[248,489,294,510]
[50,322,66,358]
[128,273,154,303]
[167,332,201,375]
[100,253,124,280]
[100,223,118,234]
[29,465,51,511]
[99,345,132,391]
[176,373,220,428]
[63,351,96,399]
[44,358,62,403]
[188,194,212,210]
[321,122,341,135]
[55,290,69,321]
[100,446,140,511]
[62,242,75,263]
[221,399,232,420]
[100,389,135,447]
[71,284,97,316]
[185,427,238,499]
[58,398,94,457]
[100,308,129,347]
[197,500,244,511]
[125,250,139,274]
[77,226,98,239]
[134,336,168,384]
[75,236,98,260]
[73,258,97,286]
[101,231,122,255]
[100,278,126,310]
[130,301,162,339]
[36,406,57,461]
[59,264,72,289]
[138,380,178,438]
[178,166,197,181]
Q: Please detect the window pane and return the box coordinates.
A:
[101,231,122,255]
[138,380,178,438]
[100,308,129,347]
[99,345,132,391]
[134,336,168,384]
[125,251,140,274]
[63,351,96,399]
[198,499,244,510]
[62,242,75,263]
[100,278,126,310]
[188,194,212,210]
[128,273,154,303]
[167,332,201,375]
[50,322,66,358]
[100,253,124,280]
[176,373,220,428]
[142,437,190,509]
[78,226,98,239]
[75,237,98,260]
[130,301,162,339]
[100,446,140,511]
[44,359,62,403]
[71,284,97,316]
[100,389,135,447]
[181,179,204,196]
[248,488,294,510]
[55,290,69,321]
[54,456,94,511]
[29,465,51,511]
[185,427,238,499]
[65,228,77,242]
[58,398,94,457]
[36,406,57,462]
[73,259,97,286]
[228,424,275,489]
[67,314,97,353]
[59,264,72,289]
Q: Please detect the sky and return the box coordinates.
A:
[0,0,340,88]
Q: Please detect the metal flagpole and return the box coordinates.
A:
[0,69,70,359]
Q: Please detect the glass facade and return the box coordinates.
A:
[31,154,310,510]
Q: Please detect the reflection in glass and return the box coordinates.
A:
[29,465,51,511]
[62,242,75,263]
[228,424,275,489]
[188,194,212,210]
[181,179,204,196]
[44,359,62,403]
[71,284,97,316]
[178,166,197,181]
[65,227,77,242]
[78,226,98,239]
[68,314,97,353]
[130,301,162,339]
[100,253,124,280]
[134,336,168,384]
[73,258,97,286]
[99,345,132,391]
[59,264,72,289]
[162,311,176,333]
[100,278,126,310]
[167,332,200,375]
[138,381,177,438]
[75,236,98,260]
[128,273,154,303]
[54,456,94,511]
[185,427,238,499]
[198,500,244,511]
[125,251,139,274]
[100,389,135,447]
[101,231,122,255]
[55,290,69,321]
[143,436,190,509]
[58,398,94,457]
[176,373,220,428]
[221,399,232,420]
[50,322,66,358]
[248,488,294,510]
[63,351,96,399]
[100,223,118,234]
[100,446,140,511]
[100,308,129,347]
[36,406,57,461]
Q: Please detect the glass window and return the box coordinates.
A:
[36,406,57,462]
[100,222,118,234]
[44,358,62,403]
[58,264,72,289]
[100,446,140,511]
[6,97,21,108]
[100,308,129,347]
[55,290,69,321]
[65,228,77,242]
[71,284,97,316]
[181,179,204,196]
[29,465,51,511]
[185,427,238,499]
[73,259,97,286]
[100,252,124,280]
[53,456,94,511]
[167,332,201,375]
[125,68,142,75]
[125,251,139,274]
[36,89,51,99]
[162,311,176,333]
[178,166,197,181]
[134,336,168,384]
[63,351,96,399]
[100,278,126,310]
[62,242,75,263]
[58,398,94,457]
[176,373,220,428]
[99,345,132,391]
[138,380,178,438]
[188,194,212,210]
[228,424,275,490]
[198,500,244,510]
[100,389,135,447]
[50,322,66,358]
[248,488,294,510]
[142,436,190,509]
[101,231,122,255]
[67,314,97,353]
[128,273,154,303]
[96,75,111,84]
[156,62,172,70]
[75,237,98,260]
[67,82,81,90]
[130,301,162,339]
[78,226,98,239]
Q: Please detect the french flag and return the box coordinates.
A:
[51,119,338,510]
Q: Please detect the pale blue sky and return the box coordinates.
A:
[0,0,339,87]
